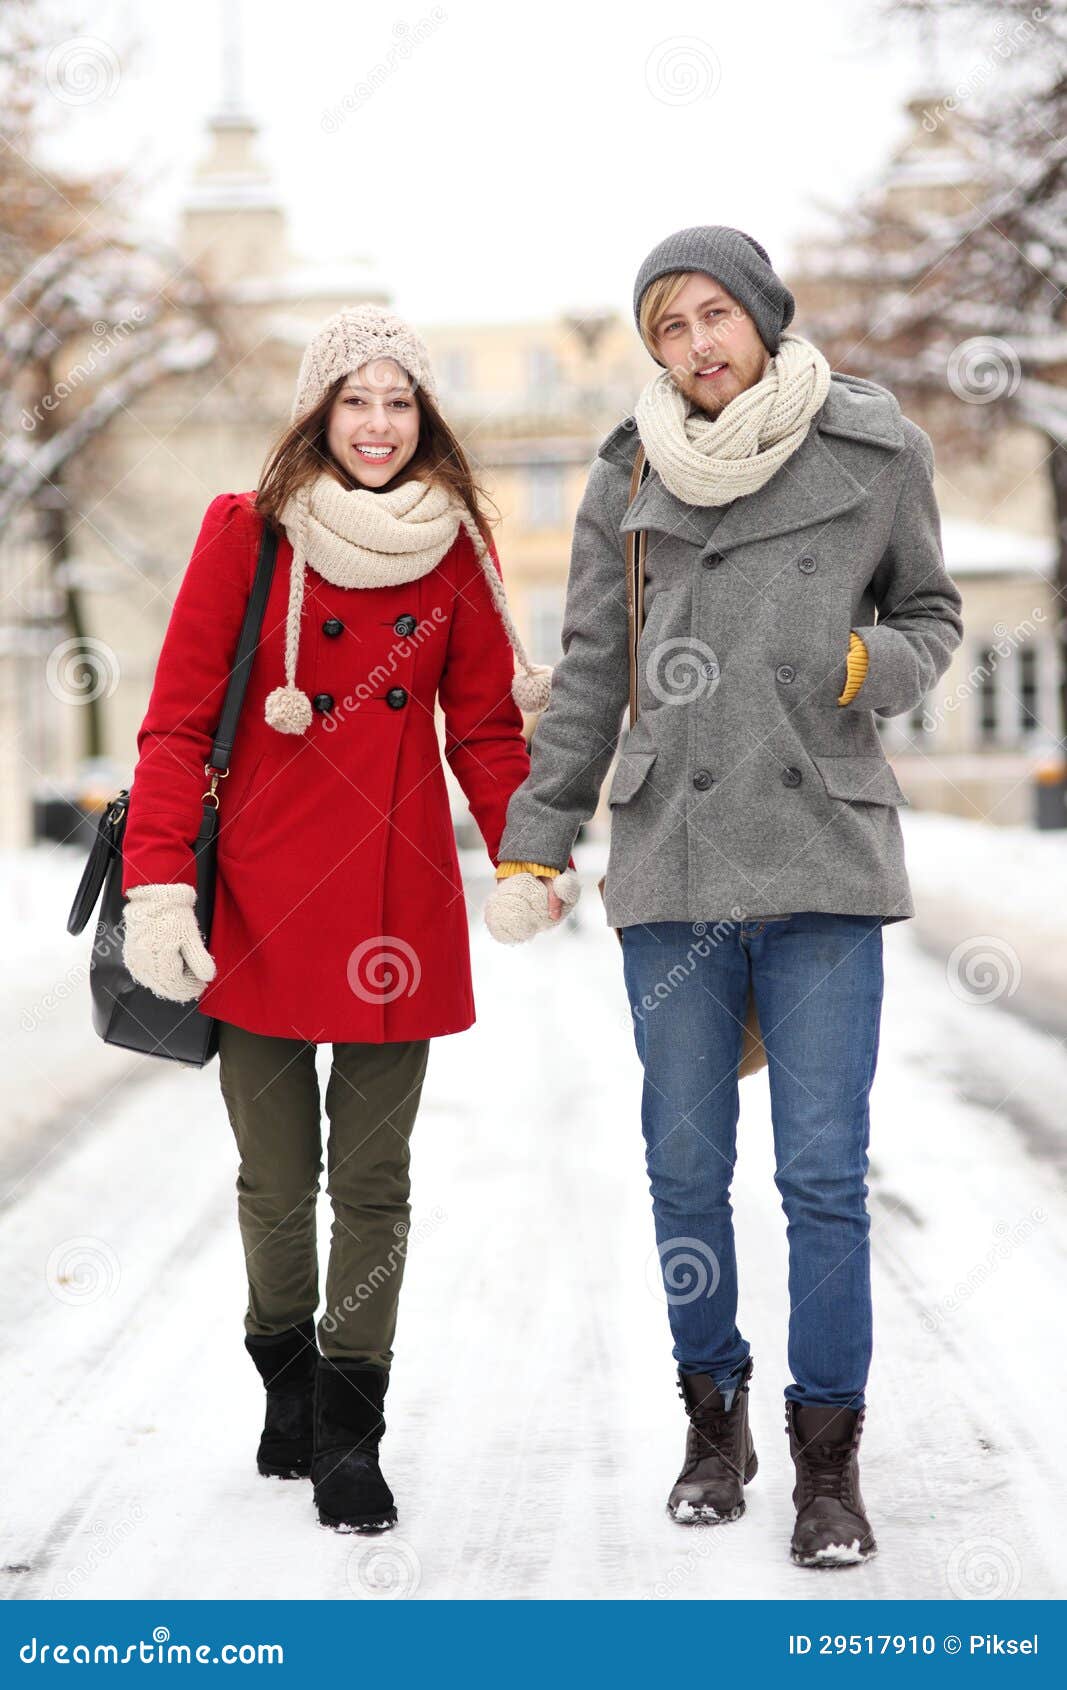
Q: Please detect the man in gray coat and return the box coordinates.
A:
[486,226,963,1567]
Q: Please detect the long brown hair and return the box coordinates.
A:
[255,373,498,545]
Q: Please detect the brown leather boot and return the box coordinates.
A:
[667,1355,757,1524]
[786,1401,877,1566]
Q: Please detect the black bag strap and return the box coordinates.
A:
[206,519,278,772]
[66,792,129,934]
[66,516,278,936]
[624,444,651,730]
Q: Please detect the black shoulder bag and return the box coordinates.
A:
[65,522,278,1067]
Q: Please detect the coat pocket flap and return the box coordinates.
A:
[608,749,659,806]
[812,755,909,807]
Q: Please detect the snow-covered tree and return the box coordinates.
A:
[0,3,221,759]
[798,0,1067,751]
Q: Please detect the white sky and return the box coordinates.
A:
[34,0,982,325]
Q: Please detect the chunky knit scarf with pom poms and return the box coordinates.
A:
[264,473,552,734]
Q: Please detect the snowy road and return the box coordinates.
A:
[2,834,1066,1601]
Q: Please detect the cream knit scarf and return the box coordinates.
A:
[265,473,551,733]
[633,332,832,507]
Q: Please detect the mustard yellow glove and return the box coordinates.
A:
[837,631,869,706]
[495,860,562,879]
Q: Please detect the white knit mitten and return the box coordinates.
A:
[484,870,581,946]
[122,883,217,1002]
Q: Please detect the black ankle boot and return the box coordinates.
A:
[244,1321,317,1479]
[667,1355,758,1524]
[786,1401,877,1567]
[312,1356,397,1533]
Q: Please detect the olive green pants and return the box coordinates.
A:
[217,1021,430,1366]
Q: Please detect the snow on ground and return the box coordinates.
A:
[1,822,1066,1601]
[904,809,1067,1045]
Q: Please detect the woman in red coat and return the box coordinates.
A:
[120,304,575,1532]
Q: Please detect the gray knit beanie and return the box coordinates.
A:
[633,226,795,356]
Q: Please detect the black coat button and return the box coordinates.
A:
[776,664,796,684]
[394,614,417,637]
[312,692,335,713]
[386,687,408,710]
[701,549,725,570]
[692,769,715,791]
[781,766,802,788]
[322,617,344,638]
[797,555,817,574]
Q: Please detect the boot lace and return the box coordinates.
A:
[683,1398,739,1472]
[806,1439,851,1498]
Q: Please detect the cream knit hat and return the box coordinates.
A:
[264,304,554,732]
[292,303,438,420]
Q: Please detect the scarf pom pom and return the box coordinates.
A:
[512,664,552,714]
[265,685,313,735]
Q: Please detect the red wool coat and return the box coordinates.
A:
[121,492,533,1043]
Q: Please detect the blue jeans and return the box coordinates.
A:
[621,913,884,1409]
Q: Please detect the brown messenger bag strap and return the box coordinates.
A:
[625,442,650,730]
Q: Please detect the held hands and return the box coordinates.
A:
[122,883,217,1002]
[484,870,581,945]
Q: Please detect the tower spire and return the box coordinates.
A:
[219,0,245,119]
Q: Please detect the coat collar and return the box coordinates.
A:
[608,372,908,553]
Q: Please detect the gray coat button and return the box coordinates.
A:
[781,766,802,787]
[776,664,796,684]
[692,769,715,791]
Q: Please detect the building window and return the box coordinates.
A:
[977,645,998,744]
[438,349,469,393]
[1019,645,1040,735]
[526,344,558,400]
[527,585,565,665]
[526,464,565,530]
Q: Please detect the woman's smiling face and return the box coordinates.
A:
[326,357,422,487]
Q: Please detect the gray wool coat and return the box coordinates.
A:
[498,373,964,927]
